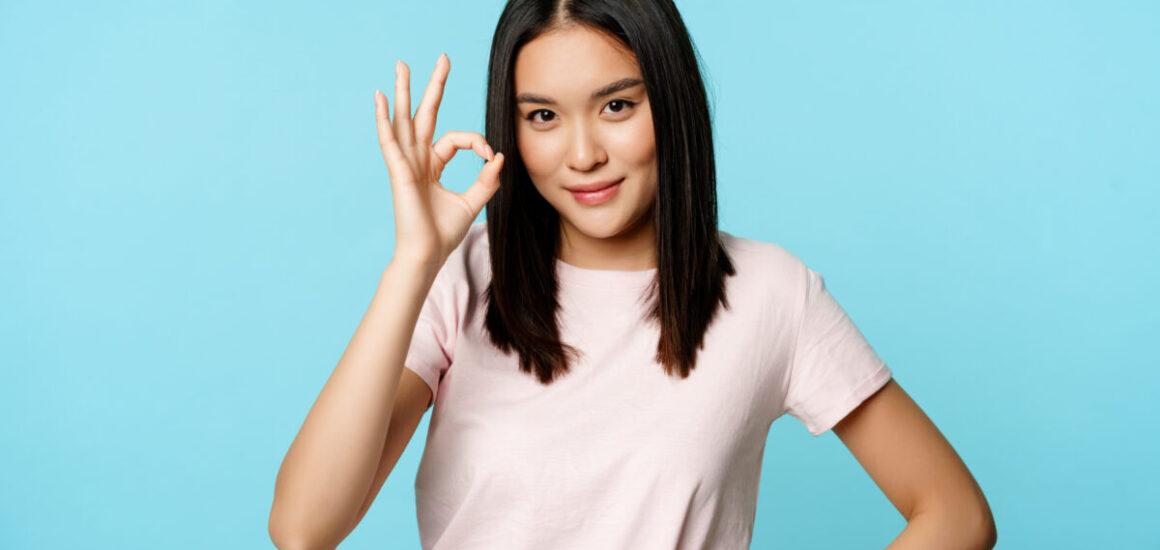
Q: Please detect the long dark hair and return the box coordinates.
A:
[482,0,735,383]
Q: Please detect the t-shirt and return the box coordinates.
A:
[403,222,892,549]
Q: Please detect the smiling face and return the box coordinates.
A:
[513,25,658,269]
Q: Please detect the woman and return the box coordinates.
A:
[270,1,997,548]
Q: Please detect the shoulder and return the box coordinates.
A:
[442,222,490,269]
[429,222,491,295]
[460,221,490,264]
[465,220,490,248]
[719,229,811,293]
[436,221,487,292]
[717,230,819,324]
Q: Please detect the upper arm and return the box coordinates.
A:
[345,367,433,532]
[832,379,995,534]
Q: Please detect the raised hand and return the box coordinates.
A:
[374,53,505,275]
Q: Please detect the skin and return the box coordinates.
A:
[513,25,659,271]
[331,24,995,550]
[837,381,997,548]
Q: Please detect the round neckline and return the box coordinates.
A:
[554,258,657,290]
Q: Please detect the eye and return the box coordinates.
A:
[604,99,636,114]
[525,109,556,124]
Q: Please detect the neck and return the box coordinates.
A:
[557,213,657,271]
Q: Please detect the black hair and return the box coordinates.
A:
[483,0,736,382]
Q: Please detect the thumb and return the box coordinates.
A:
[460,152,505,217]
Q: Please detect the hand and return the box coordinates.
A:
[374,53,505,275]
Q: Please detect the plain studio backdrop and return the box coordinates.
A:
[1,0,1157,548]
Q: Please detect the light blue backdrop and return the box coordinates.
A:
[2,0,1156,548]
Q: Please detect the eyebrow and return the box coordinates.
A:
[515,77,644,106]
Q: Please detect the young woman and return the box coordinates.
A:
[270,1,997,548]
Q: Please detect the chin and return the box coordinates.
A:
[561,200,654,242]
[560,211,627,240]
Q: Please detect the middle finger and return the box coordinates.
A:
[413,53,449,147]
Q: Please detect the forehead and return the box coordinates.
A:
[514,26,641,95]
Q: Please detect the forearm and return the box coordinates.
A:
[269,261,436,549]
[885,508,996,550]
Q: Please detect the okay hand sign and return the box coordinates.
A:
[374,53,505,275]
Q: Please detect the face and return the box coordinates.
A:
[513,25,658,248]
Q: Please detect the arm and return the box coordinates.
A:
[832,379,997,550]
[268,262,436,550]
[346,365,432,532]
[269,53,503,550]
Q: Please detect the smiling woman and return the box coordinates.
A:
[513,29,658,264]
[482,1,733,387]
[269,0,996,548]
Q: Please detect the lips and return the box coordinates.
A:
[567,178,623,193]
[569,177,623,205]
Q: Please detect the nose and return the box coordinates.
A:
[565,119,607,172]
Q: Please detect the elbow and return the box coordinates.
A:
[975,511,997,550]
[268,515,305,550]
[974,490,997,550]
[269,508,338,550]
[268,534,308,550]
[270,539,323,550]
[960,501,997,550]
[268,525,303,550]
[269,482,365,550]
[269,525,332,550]
[912,497,996,550]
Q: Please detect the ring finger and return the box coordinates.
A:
[393,60,415,151]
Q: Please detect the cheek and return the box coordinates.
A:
[516,130,564,177]
[607,114,656,169]
[624,118,658,201]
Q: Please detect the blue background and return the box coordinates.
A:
[2,0,1157,548]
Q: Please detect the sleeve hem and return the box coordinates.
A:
[404,363,440,404]
[805,362,893,437]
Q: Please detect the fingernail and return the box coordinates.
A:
[395,60,401,75]
[485,144,494,159]
[440,52,447,61]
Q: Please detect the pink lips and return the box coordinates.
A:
[569,177,624,205]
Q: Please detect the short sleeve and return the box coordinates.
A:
[403,249,467,405]
[783,267,892,436]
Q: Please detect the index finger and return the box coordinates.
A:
[432,130,494,167]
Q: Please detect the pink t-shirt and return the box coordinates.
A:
[403,222,892,549]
